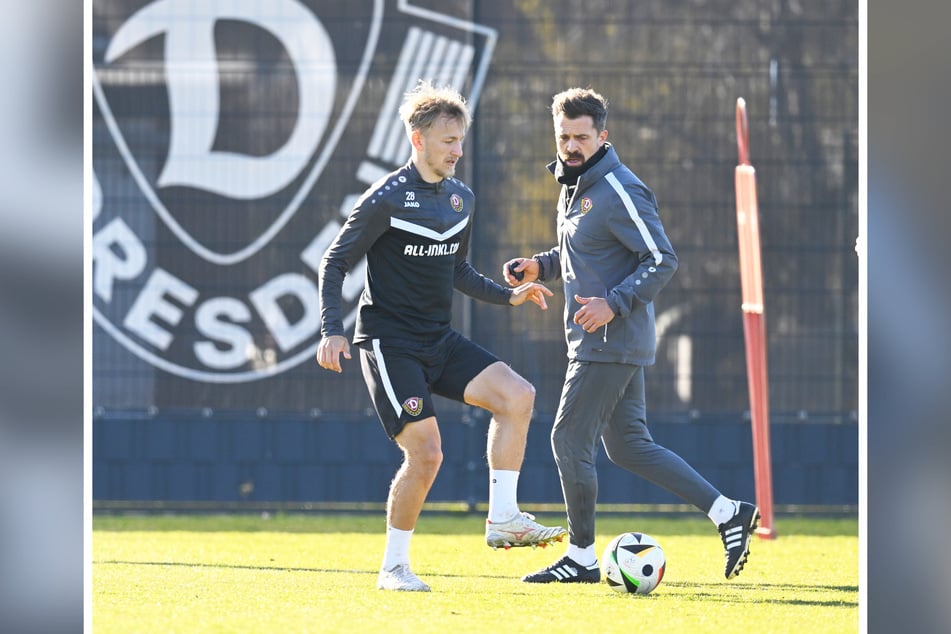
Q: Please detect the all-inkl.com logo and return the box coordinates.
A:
[92,0,496,382]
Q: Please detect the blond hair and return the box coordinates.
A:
[399,80,471,136]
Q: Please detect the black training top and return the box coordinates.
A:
[319,161,513,344]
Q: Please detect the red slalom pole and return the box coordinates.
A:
[734,98,776,539]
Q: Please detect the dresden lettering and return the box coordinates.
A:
[92,215,343,374]
[93,0,496,382]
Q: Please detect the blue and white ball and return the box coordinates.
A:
[602,532,666,594]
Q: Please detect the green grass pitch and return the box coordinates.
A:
[93,513,858,633]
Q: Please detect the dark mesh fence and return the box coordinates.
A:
[464,1,858,424]
[92,0,857,505]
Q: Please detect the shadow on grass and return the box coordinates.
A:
[95,559,509,578]
[648,580,858,608]
[665,580,858,593]
[95,560,858,606]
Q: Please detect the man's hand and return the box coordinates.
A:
[502,258,539,286]
[316,335,351,373]
[573,295,615,332]
[509,282,553,310]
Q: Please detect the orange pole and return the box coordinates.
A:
[734,98,776,539]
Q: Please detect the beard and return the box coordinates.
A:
[554,145,608,185]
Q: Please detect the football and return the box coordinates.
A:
[601,532,666,594]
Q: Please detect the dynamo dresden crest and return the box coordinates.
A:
[92,0,496,382]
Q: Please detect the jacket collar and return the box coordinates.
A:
[546,143,621,193]
[406,160,446,193]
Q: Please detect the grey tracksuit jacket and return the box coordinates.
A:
[532,144,678,366]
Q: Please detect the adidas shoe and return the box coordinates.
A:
[377,564,431,592]
[485,512,567,549]
[718,501,760,579]
[522,555,600,583]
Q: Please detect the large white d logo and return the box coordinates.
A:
[106,0,335,200]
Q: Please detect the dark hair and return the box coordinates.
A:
[551,87,609,132]
[399,80,471,134]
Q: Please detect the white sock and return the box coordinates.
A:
[707,495,739,526]
[487,469,520,522]
[567,543,597,567]
[381,525,413,570]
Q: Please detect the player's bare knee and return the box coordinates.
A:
[406,445,442,480]
[508,379,536,419]
[474,373,535,423]
[490,382,533,425]
[416,440,443,466]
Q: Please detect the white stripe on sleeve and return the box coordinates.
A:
[604,171,663,266]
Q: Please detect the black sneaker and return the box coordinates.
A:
[522,555,600,583]
[718,501,760,579]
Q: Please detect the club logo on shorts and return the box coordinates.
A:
[580,197,594,214]
[402,397,424,416]
[92,1,497,384]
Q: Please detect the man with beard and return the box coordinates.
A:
[504,87,759,584]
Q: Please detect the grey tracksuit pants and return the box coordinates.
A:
[551,360,721,548]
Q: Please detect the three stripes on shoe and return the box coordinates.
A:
[722,525,745,550]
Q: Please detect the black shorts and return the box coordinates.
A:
[357,330,499,440]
